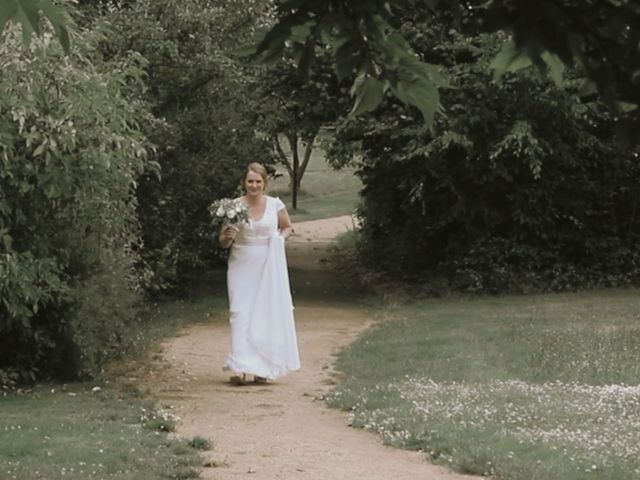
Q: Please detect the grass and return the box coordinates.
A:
[186,436,213,451]
[327,288,640,480]
[0,290,227,480]
[269,148,361,222]
[0,385,203,480]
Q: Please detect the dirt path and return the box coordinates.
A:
[141,216,477,480]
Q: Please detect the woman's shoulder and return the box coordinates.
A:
[267,195,286,210]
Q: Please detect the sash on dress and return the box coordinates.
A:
[247,233,300,373]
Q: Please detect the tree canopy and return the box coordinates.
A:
[248,0,640,142]
[325,1,640,293]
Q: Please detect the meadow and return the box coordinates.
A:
[327,288,640,479]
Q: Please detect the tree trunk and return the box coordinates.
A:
[272,130,318,211]
[286,133,300,210]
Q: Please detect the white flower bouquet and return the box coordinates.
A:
[208,198,250,225]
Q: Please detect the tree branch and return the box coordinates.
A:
[299,131,317,181]
[272,136,293,176]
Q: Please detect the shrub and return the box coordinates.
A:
[327,2,640,293]
[0,25,153,382]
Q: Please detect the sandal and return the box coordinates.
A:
[229,374,247,386]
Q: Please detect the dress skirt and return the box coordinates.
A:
[224,233,301,379]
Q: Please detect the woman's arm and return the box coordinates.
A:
[278,208,293,240]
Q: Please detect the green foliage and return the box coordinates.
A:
[187,436,213,451]
[483,1,640,104]
[91,0,275,292]
[144,416,176,433]
[252,52,351,208]
[248,0,449,126]
[0,24,152,382]
[253,0,640,144]
[0,0,71,53]
[327,3,640,293]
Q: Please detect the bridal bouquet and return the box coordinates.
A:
[208,198,250,225]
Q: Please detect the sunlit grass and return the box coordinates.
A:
[269,149,361,222]
[327,288,640,479]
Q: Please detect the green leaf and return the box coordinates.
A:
[0,0,17,35]
[349,75,385,117]
[334,41,361,81]
[255,14,300,56]
[390,72,440,126]
[541,51,565,87]
[40,0,70,53]
[56,25,70,53]
[294,41,315,79]
[290,22,313,43]
[257,41,286,65]
[406,77,440,125]
[39,0,63,25]
[1,231,12,252]
[400,56,449,88]
[16,0,41,44]
[491,39,532,82]
[616,101,638,113]
[230,43,258,57]
[578,79,598,97]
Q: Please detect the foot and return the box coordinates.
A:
[229,374,247,385]
[253,375,268,384]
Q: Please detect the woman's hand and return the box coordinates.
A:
[219,225,239,248]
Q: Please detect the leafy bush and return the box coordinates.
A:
[327,2,640,293]
[90,0,275,293]
[0,25,153,382]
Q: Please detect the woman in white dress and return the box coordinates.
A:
[218,163,301,385]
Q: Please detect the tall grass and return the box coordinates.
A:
[327,289,640,479]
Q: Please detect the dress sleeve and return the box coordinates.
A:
[273,196,286,211]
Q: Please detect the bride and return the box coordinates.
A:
[218,162,301,385]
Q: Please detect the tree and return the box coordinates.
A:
[0,23,153,383]
[87,0,276,291]
[325,1,640,293]
[253,54,350,209]
[248,0,640,142]
[11,1,639,139]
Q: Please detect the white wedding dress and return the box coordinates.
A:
[223,196,301,379]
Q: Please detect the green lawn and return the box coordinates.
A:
[0,290,228,480]
[269,149,361,222]
[0,385,205,480]
[327,288,640,480]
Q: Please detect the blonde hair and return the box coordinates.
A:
[243,162,269,188]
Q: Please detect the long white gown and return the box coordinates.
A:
[223,196,301,379]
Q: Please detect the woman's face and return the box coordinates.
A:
[244,170,265,196]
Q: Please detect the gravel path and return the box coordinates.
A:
[139,216,478,480]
